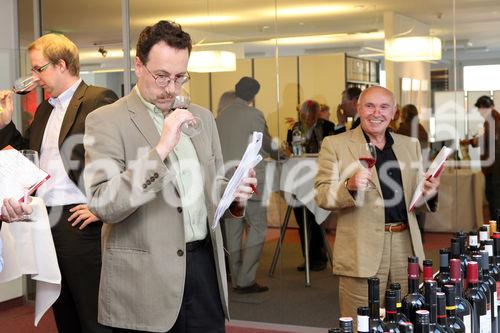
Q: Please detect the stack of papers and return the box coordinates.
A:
[212,132,263,229]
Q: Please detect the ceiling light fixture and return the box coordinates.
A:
[188,50,236,73]
[385,36,442,62]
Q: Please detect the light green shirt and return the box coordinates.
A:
[135,86,208,242]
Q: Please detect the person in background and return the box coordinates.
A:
[397,103,429,238]
[286,99,336,271]
[216,90,236,115]
[318,103,331,121]
[462,95,500,220]
[388,104,401,132]
[335,86,362,133]
[315,86,440,322]
[84,21,256,332]
[216,76,279,294]
[0,33,118,333]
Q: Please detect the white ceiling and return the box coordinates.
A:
[18,0,500,69]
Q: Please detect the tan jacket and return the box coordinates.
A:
[84,89,228,332]
[314,127,427,278]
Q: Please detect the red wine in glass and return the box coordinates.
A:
[359,156,376,168]
[12,75,38,94]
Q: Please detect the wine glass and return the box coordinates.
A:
[169,86,202,137]
[12,75,39,95]
[359,143,377,190]
[19,150,40,204]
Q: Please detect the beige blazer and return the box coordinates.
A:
[84,89,229,332]
[314,127,427,278]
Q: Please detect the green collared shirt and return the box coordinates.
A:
[135,86,208,242]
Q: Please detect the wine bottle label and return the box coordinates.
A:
[497,282,500,302]
[480,312,491,333]
[494,291,498,318]
[469,236,478,247]
[480,231,489,241]
[485,244,494,257]
[463,314,471,333]
[357,315,369,332]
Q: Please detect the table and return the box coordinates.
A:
[0,197,61,326]
[266,156,332,286]
[424,169,485,232]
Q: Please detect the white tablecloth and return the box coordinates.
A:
[0,197,61,326]
[425,169,485,232]
[268,156,330,225]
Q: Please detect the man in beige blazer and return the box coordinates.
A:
[314,86,440,322]
[83,21,256,333]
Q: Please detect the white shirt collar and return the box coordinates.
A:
[48,78,82,109]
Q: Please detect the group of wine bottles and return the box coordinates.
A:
[328,219,500,333]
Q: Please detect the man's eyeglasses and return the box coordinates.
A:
[31,62,51,74]
[144,65,190,88]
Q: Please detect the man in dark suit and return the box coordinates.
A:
[335,86,362,133]
[286,99,335,271]
[0,33,117,333]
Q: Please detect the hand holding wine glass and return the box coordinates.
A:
[357,143,377,191]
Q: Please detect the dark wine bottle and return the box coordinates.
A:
[390,282,410,324]
[339,317,354,333]
[402,257,425,324]
[436,292,453,333]
[492,233,500,333]
[415,309,431,333]
[368,277,387,333]
[424,259,434,282]
[450,258,473,332]
[444,284,466,333]
[423,281,446,333]
[479,225,490,243]
[469,231,480,257]
[480,250,497,333]
[398,322,414,333]
[436,249,451,289]
[384,290,400,333]
[472,254,492,333]
[357,306,370,333]
[465,261,487,333]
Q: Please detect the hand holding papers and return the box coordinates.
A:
[409,146,453,212]
[212,132,263,229]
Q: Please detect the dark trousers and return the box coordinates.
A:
[47,205,110,333]
[293,207,327,264]
[110,239,225,333]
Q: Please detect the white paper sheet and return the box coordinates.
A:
[409,146,454,212]
[0,197,61,326]
[212,132,263,229]
[0,148,49,210]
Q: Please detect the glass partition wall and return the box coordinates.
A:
[10,0,500,330]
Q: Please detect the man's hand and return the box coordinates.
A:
[336,104,347,126]
[422,174,440,200]
[68,204,100,230]
[234,168,258,203]
[1,198,33,222]
[346,168,373,192]
[0,90,14,130]
[155,108,195,160]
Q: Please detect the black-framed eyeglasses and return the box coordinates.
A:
[31,62,51,74]
[143,65,190,88]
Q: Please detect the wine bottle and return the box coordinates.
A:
[465,261,487,333]
[444,285,466,333]
[399,322,414,333]
[424,259,434,282]
[339,317,354,333]
[436,291,454,333]
[357,306,370,333]
[368,277,387,333]
[390,282,410,324]
[423,281,446,333]
[384,290,400,333]
[436,249,451,289]
[415,309,431,333]
[402,257,425,324]
[472,254,492,333]
[479,226,490,243]
[480,250,497,333]
[469,231,480,257]
[450,258,473,332]
[492,233,500,333]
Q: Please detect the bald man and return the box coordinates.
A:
[314,86,440,321]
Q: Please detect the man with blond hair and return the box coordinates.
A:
[0,33,117,333]
[315,86,440,322]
